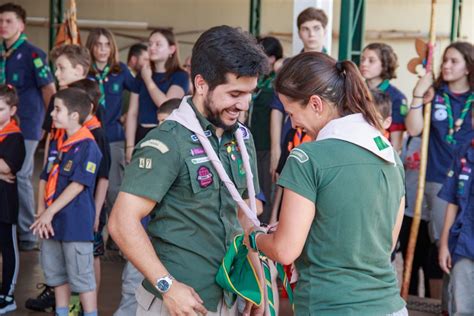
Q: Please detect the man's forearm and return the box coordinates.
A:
[109,192,171,286]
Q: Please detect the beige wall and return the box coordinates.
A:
[14,0,474,97]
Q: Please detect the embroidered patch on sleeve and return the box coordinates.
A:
[288,148,309,163]
[86,162,97,174]
[33,57,44,68]
[140,139,169,153]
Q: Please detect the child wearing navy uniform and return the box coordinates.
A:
[85,29,135,243]
[406,41,473,305]
[125,28,188,162]
[31,88,102,316]
[360,42,408,153]
[0,2,56,250]
[0,85,25,314]
[69,78,111,293]
[438,141,474,315]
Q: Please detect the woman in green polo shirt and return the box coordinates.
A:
[250,52,407,315]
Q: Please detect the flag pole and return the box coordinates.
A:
[401,0,437,300]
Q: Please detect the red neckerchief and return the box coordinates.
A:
[0,119,21,142]
[44,126,95,206]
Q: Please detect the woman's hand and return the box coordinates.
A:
[413,73,434,100]
[141,64,153,83]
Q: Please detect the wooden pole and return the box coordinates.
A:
[401,0,437,300]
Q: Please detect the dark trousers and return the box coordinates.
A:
[0,222,19,296]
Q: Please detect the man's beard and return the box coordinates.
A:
[203,93,238,132]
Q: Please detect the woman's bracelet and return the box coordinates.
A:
[410,104,423,110]
[413,95,424,99]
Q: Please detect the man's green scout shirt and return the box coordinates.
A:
[121,99,259,312]
[278,139,406,316]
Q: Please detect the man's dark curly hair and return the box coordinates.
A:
[191,25,269,91]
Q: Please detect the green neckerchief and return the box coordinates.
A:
[377,79,390,93]
[444,92,474,144]
[0,33,28,85]
[93,63,111,107]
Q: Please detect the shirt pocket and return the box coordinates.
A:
[185,157,218,194]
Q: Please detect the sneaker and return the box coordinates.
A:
[0,295,17,314]
[25,283,55,312]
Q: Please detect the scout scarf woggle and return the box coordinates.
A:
[0,33,27,84]
[0,119,21,142]
[44,126,95,206]
[167,97,293,315]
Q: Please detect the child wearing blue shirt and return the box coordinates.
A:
[0,2,56,251]
[438,141,474,315]
[85,28,135,238]
[31,87,102,316]
[406,41,473,303]
[360,42,408,153]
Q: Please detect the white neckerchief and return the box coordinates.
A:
[317,113,397,165]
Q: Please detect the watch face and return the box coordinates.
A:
[157,279,170,292]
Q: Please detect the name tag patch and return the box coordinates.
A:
[86,162,97,174]
[191,130,212,142]
[191,156,210,164]
[190,147,205,156]
[140,139,169,153]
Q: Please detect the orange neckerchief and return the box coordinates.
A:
[288,128,312,152]
[50,116,101,148]
[0,119,21,143]
[44,126,95,207]
[83,115,101,131]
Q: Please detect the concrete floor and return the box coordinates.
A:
[10,250,124,316]
[2,144,441,315]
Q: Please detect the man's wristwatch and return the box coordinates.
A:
[155,274,174,294]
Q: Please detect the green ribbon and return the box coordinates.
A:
[443,92,473,144]
[93,63,111,108]
[0,33,27,85]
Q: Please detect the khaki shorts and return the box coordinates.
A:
[135,284,237,316]
[41,239,96,293]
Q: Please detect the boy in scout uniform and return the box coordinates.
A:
[0,3,56,250]
[109,26,268,316]
[30,88,102,316]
